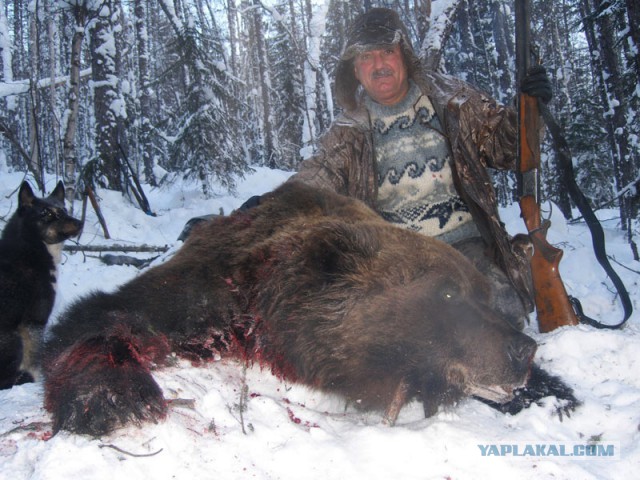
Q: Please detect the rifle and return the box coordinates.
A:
[515,0,579,332]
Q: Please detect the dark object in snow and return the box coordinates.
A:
[478,364,580,420]
[238,195,262,211]
[0,181,82,390]
[42,182,576,436]
[100,254,158,269]
[177,214,220,242]
[64,244,169,254]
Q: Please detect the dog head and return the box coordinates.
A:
[18,181,83,244]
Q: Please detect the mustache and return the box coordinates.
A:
[371,68,394,80]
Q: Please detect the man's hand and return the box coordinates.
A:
[521,65,553,104]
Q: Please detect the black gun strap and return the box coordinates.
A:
[539,103,633,329]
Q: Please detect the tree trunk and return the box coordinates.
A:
[420,0,462,71]
[301,0,329,157]
[414,0,432,46]
[625,0,640,82]
[592,0,637,247]
[90,0,124,191]
[226,0,239,76]
[61,4,87,205]
[134,0,156,186]
[455,1,479,86]
[490,1,511,97]
[44,0,61,179]
[581,0,638,256]
[28,6,43,188]
[250,0,275,168]
[0,1,21,173]
[539,0,573,219]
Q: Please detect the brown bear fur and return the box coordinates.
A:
[43,182,542,436]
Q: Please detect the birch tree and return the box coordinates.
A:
[134,0,155,186]
[27,4,43,185]
[250,0,276,168]
[0,5,13,109]
[61,2,91,203]
[0,1,19,170]
[300,0,329,158]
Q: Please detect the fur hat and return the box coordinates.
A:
[335,8,418,111]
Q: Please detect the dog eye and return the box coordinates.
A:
[40,208,55,220]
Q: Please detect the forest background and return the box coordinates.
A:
[0,0,639,253]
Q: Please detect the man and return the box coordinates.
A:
[239,8,551,328]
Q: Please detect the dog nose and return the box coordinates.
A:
[508,336,537,369]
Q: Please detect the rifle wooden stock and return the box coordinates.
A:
[519,93,579,332]
[520,197,579,332]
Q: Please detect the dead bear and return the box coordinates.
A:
[42,182,576,436]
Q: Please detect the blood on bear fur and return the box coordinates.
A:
[43,182,574,436]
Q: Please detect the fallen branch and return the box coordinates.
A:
[98,443,163,458]
[118,143,155,216]
[1,421,52,438]
[84,185,110,239]
[167,398,197,410]
[64,244,170,253]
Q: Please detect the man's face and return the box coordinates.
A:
[353,43,409,106]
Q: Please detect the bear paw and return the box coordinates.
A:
[45,335,168,436]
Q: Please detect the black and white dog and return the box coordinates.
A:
[0,181,82,389]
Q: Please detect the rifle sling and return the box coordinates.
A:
[539,102,633,329]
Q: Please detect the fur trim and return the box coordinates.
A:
[335,8,420,111]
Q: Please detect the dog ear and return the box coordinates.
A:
[18,182,36,207]
[50,181,66,202]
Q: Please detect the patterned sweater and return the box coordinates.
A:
[365,81,477,242]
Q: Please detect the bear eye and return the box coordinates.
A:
[439,282,459,301]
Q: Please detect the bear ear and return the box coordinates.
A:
[304,222,380,278]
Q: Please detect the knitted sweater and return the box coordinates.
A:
[365,81,476,242]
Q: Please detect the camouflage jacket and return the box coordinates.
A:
[289,70,535,312]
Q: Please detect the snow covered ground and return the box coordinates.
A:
[0,167,638,480]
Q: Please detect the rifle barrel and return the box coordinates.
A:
[515,0,532,84]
